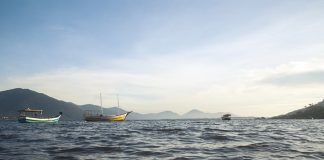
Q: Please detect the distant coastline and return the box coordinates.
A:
[0,88,237,121]
[1,88,324,120]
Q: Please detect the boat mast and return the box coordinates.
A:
[100,93,103,115]
[117,94,119,115]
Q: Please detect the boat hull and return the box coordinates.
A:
[221,117,231,120]
[85,112,131,122]
[18,115,61,123]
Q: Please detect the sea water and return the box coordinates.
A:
[0,119,324,159]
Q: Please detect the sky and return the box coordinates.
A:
[1,0,324,116]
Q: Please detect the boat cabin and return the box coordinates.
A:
[83,110,103,117]
[18,108,43,118]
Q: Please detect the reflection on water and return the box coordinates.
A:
[1,119,324,159]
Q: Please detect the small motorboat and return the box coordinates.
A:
[18,108,62,123]
[221,114,231,120]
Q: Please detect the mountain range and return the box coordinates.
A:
[0,88,234,121]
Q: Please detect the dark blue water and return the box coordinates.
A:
[1,119,324,159]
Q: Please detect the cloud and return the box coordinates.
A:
[261,70,324,86]
[254,59,324,87]
[5,66,219,109]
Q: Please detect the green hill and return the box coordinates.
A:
[273,100,324,119]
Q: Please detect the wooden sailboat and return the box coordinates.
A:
[84,93,131,122]
[18,108,62,123]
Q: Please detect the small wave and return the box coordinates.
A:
[18,138,50,143]
[94,146,123,152]
[133,150,172,157]
[55,147,88,153]
[135,144,161,149]
[77,136,87,140]
[171,156,203,160]
[125,129,141,134]
[0,146,5,151]
[191,121,209,125]
[49,146,123,154]
[0,134,18,139]
[140,127,184,133]
[53,156,79,160]
[237,142,270,149]
[204,128,234,132]
[269,136,285,140]
[172,157,193,160]
[89,136,101,140]
[156,128,184,132]
[200,133,232,141]
[236,142,292,152]
[167,147,201,153]
[101,134,132,141]
[296,153,324,159]
[45,146,59,150]
[186,127,201,132]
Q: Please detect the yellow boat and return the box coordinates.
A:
[84,93,131,122]
[84,111,132,122]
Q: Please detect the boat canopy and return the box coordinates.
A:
[18,108,43,113]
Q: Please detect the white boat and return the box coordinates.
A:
[18,108,62,123]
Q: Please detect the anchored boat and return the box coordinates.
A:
[84,111,132,122]
[221,114,231,120]
[84,93,131,122]
[18,108,62,123]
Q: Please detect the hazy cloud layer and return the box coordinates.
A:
[261,70,324,86]
[6,59,324,116]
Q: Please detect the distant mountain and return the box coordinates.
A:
[182,109,205,118]
[181,109,231,119]
[137,111,180,120]
[0,88,237,121]
[272,100,324,119]
[0,88,84,121]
